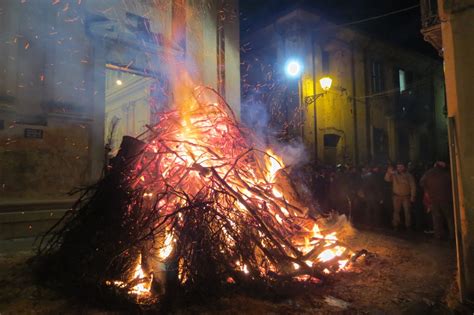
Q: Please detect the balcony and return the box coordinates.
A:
[420,0,443,55]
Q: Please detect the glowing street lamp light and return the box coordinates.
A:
[319,76,332,91]
[285,60,303,78]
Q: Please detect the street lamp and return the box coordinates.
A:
[305,77,333,104]
[304,76,333,161]
[319,76,333,91]
[285,59,303,78]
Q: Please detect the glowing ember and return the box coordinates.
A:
[129,261,153,296]
[107,254,152,297]
[159,232,174,260]
[318,249,338,262]
[265,149,284,183]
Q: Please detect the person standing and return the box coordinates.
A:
[361,166,385,227]
[384,162,416,230]
[420,161,454,239]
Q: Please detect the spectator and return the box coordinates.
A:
[384,162,416,230]
[361,166,385,227]
[420,161,454,240]
[422,190,434,234]
[328,166,347,215]
[410,161,430,232]
[313,166,330,211]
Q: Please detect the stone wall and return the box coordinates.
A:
[0,117,90,201]
[0,0,240,204]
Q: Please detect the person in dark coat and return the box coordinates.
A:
[361,167,385,227]
[420,161,454,239]
[328,165,351,217]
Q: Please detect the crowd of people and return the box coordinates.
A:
[293,160,454,240]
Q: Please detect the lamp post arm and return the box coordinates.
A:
[304,92,325,105]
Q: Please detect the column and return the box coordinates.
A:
[88,39,106,182]
[386,116,398,162]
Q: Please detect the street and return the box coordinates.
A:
[0,229,456,314]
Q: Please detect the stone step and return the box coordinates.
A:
[0,209,70,240]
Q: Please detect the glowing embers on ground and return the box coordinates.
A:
[104,86,354,301]
[106,254,153,298]
[295,222,351,273]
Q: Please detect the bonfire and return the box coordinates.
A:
[37,86,360,307]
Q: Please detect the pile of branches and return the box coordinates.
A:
[36,87,355,307]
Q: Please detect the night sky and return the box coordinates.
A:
[240,0,437,58]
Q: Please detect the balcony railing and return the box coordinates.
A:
[420,0,443,55]
[421,0,440,28]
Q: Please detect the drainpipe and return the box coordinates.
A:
[363,48,372,162]
[351,42,359,165]
[311,33,318,161]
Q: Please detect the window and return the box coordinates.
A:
[399,69,406,92]
[322,51,330,74]
[372,127,387,158]
[397,68,413,93]
[126,12,151,34]
[126,12,153,43]
[323,133,340,165]
[371,61,384,93]
[324,134,340,147]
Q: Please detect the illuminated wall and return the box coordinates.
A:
[0,0,240,202]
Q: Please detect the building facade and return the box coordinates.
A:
[420,0,474,304]
[0,0,240,206]
[242,9,446,166]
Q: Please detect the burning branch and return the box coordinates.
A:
[36,86,357,307]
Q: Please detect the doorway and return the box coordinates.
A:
[104,66,170,156]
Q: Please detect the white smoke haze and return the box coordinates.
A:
[271,139,309,167]
[242,91,309,168]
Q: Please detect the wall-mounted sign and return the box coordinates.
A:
[24,128,43,139]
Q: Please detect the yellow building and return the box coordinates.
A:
[242,9,446,166]
[0,1,240,210]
